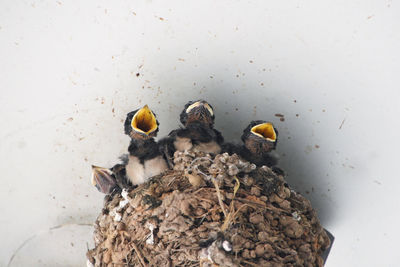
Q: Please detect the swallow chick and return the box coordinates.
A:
[91,162,130,194]
[241,120,278,167]
[162,100,224,159]
[223,120,279,168]
[91,165,117,194]
[124,105,169,185]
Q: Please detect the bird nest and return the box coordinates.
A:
[86,151,331,267]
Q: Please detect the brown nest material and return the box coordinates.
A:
[87,151,331,267]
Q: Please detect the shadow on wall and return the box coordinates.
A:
[154,78,336,227]
[213,88,334,226]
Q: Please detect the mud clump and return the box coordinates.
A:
[87,151,331,266]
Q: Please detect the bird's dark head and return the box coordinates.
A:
[241,120,278,154]
[180,100,215,127]
[124,105,159,140]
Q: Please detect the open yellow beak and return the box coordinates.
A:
[131,105,158,135]
[250,122,277,142]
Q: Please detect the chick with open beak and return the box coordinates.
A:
[160,100,224,165]
[91,105,168,194]
[124,105,168,185]
[241,120,279,167]
[222,120,279,169]
[124,104,159,140]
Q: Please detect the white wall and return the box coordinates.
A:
[1,0,399,266]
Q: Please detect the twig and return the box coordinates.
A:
[167,175,178,186]
[189,157,213,168]
[241,260,259,266]
[131,242,148,267]
[221,176,240,232]
[212,179,227,217]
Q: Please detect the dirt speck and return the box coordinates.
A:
[178,58,185,62]
[249,60,253,63]
[295,114,299,117]
[132,11,137,15]
[260,83,264,86]
[294,100,297,103]
[339,118,346,129]
[274,113,285,121]
[367,15,374,19]
[67,117,73,122]
[136,73,140,77]
[315,145,320,149]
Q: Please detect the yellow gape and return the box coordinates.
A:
[131,105,158,135]
[250,122,276,142]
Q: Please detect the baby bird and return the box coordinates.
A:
[91,163,128,194]
[163,100,224,158]
[223,120,279,168]
[91,165,117,194]
[124,105,169,185]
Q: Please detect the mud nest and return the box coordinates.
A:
[87,151,331,267]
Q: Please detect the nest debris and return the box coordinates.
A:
[87,151,331,267]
